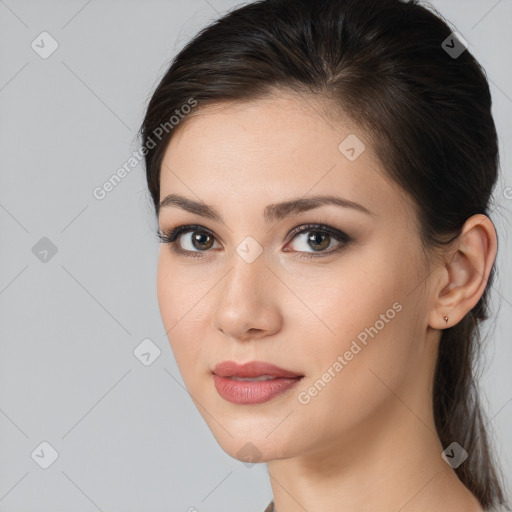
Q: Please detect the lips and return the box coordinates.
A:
[212,361,304,405]
[212,360,304,379]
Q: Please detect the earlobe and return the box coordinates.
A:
[428,214,497,330]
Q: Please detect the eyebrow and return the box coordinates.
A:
[158,193,375,223]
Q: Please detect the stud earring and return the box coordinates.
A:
[443,314,449,324]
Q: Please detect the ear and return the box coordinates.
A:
[429,214,497,330]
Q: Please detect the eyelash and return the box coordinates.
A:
[157,223,352,260]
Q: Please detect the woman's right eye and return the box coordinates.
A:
[174,229,221,253]
[157,225,221,258]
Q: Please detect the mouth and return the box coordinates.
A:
[225,375,288,382]
[212,360,304,379]
[212,360,304,404]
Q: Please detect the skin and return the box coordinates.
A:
[156,92,496,511]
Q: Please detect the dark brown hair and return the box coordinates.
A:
[140,0,509,508]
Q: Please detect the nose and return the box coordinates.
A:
[211,250,282,341]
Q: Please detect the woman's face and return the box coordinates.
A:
[157,93,439,463]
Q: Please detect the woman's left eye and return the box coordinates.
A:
[157,223,352,259]
[286,224,351,258]
[287,224,352,259]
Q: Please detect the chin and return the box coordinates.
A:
[218,436,292,464]
[204,418,302,463]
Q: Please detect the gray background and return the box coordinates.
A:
[0,1,510,511]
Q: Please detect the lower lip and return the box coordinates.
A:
[212,375,303,404]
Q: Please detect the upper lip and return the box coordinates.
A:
[212,360,304,378]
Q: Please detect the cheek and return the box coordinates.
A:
[283,254,399,347]
[291,304,413,447]
[156,257,176,331]
[156,252,199,328]
[157,256,199,370]
[290,254,418,412]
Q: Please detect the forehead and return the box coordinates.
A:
[159,93,415,223]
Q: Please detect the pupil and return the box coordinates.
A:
[193,231,212,250]
[309,232,329,251]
